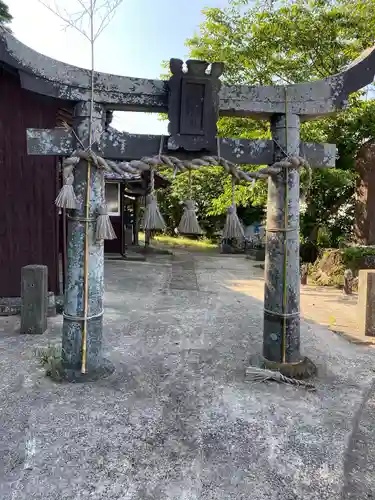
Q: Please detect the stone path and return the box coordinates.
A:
[0,253,375,499]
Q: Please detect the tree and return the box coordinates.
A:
[0,0,12,27]
[184,0,375,245]
[187,0,375,85]
[157,167,229,237]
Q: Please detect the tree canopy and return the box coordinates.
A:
[159,0,375,246]
[0,0,12,27]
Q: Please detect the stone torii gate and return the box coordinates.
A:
[1,31,372,379]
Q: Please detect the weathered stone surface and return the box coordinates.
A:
[61,101,112,380]
[263,113,301,363]
[168,59,223,152]
[3,30,375,117]
[26,128,73,156]
[300,141,336,167]
[26,126,336,167]
[0,32,167,110]
[358,269,375,337]
[20,265,48,335]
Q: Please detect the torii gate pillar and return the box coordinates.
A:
[263,113,302,366]
[61,101,113,381]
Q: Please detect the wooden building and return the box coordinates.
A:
[0,39,168,300]
[101,170,168,255]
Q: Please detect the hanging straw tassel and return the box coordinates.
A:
[178,199,203,235]
[142,193,166,231]
[222,176,244,240]
[141,164,166,231]
[178,171,203,234]
[55,165,78,209]
[96,205,117,240]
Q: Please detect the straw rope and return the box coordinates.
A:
[62,151,310,183]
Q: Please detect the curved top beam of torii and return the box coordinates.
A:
[1,29,374,120]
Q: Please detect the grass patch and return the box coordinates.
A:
[35,345,63,381]
[139,233,217,252]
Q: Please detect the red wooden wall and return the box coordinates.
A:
[0,68,61,297]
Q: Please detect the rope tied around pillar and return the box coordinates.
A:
[58,150,117,241]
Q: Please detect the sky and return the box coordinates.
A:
[6,0,229,133]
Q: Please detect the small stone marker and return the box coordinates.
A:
[47,291,56,317]
[300,264,308,285]
[20,265,48,335]
[244,225,255,240]
[358,269,375,337]
[343,269,353,295]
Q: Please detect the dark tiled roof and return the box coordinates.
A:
[104,171,141,181]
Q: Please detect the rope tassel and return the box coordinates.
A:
[246,366,316,391]
[55,165,78,209]
[96,205,116,241]
[142,194,166,231]
[178,200,203,235]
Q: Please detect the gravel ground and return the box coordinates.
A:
[0,252,374,499]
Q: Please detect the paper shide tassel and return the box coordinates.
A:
[96,205,116,241]
[55,165,78,209]
[178,199,203,235]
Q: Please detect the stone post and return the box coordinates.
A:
[134,197,140,246]
[61,101,113,381]
[47,291,57,317]
[20,265,48,334]
[358,270,375,337]
[145,229,151,248]
[343,269,353,295]
[263,114,301,365]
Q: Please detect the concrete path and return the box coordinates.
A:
[1,253,375,499]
